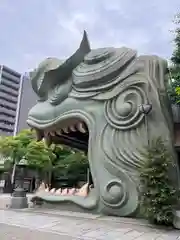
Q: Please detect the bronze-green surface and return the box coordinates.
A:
[27,31,180,217]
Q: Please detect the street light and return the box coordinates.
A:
[10,157,28,209]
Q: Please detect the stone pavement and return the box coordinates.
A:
[0,194,180,239]
[0,209,180,239]
[0,223,78,240]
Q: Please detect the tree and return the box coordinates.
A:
[0,129,89,188]
[139,137,179,226]
[171,13,180,67]
[25,140,56,186]
[53,148,88,178]
[0,136,22,166]
[50,144,88,187]
[0,129,35,166]
[0,129,36,184]
[168,13,180,104]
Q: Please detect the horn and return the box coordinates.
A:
[29,31,91,98]
[64,30,91,71]
[79,30,91,53]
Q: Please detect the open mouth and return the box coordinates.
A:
[29,118,97,209]
[33,119,89,152]
[35,182,93,198]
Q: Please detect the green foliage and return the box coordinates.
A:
[15,129,35,147]
[171,14,180,66]
[25,140,56,171]
[168,13,180,104]
[0,139,22,164]
[139,137,179,226]
[0,136,20,163]
[0,129,35,164]
[53,148,88,179]
[168,76,180,104]
[0,129,89,183]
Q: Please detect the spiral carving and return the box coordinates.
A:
[72,47,137,92]
[104,85,147,130]
[101,180,128,208]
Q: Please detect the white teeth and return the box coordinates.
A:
[61,188,68,195]
[44,131,49,137]
[42,186,91,196]
[55,188,62,194]
[43,121,87,140]
[77,122,86,133]
[75,183,89,197]
[50,132,55,136]
[45,188,49,192]
[69,125,76,132]
[63,127,69,134]
[44,135,52,147]
[68,188,76,195]
[35,129,43,141]
[50,188,56,193]
[56,130,62,135]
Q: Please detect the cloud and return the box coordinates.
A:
[0,0,179,73]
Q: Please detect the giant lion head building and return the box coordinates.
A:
[27,31,180,217]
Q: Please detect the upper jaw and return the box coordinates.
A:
[27,101,91,149]
[27,112,90,137]
[27,96,92,131]
[27,115,87,132]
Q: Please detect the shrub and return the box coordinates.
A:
[167,75,180,104]
[139,137,179,226]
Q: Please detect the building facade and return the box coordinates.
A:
[0,66,39,193]
[0,64,36,136]
[0,65,23,136]
[16,74,37,132]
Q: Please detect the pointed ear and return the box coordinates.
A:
[79,30,91,53]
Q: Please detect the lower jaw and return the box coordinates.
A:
[28,115,98,209]
[31,188,98,210]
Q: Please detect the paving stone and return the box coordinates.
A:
[82,228,133,239]
[32,209,101,219]
[156,234,180,240]
[122,230,145,239]
[0,223,82,240]
[0,210,61,229]
[0,208,180,239]
[134,232,162,239]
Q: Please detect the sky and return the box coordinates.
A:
[0,0,179,74]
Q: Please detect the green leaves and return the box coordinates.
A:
[52,147,88,179]
[0,129,36,171]
[168,14,180,104]
[0,129,88,184]
[175,86,180,103]
[25,140,56,170]
[0,136,24,163]
[139,137,179,226]
[0,127,89,188]
[171,14,180,65]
